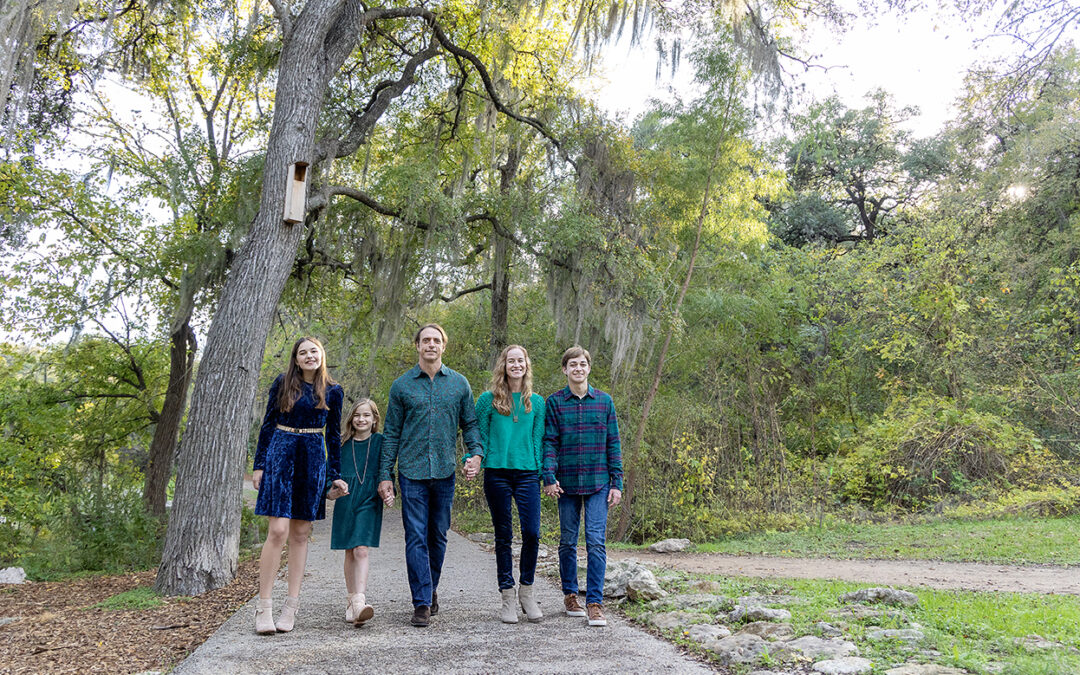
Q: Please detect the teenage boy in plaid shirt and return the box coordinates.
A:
[542,345,623,627]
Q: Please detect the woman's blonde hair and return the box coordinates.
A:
[341,398,382,444]
[489,344,533,416]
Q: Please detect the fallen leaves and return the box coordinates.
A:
[0,558,259,674]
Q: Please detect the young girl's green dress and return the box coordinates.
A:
[331,433,384,549]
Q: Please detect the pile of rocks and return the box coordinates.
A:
[610,558,968,675]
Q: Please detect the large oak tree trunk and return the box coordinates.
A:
[143,320,196,517]
[489,146,520,360]
[154,4,343,596]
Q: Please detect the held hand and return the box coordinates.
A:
[463,455,482,480]
[328,479,349,500]
[608,487,622,506]
[252,469,263,491]
[542,481,563,499]
[378,480,395,507]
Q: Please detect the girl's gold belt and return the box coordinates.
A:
[276,424,323,434]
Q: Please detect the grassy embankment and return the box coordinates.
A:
[686,516,1080,566]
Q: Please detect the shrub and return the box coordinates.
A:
[838,393,1053,510]
[21,478,163,580]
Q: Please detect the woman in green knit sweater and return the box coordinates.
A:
[469,344,545,624]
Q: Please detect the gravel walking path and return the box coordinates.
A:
[173,503,711,674]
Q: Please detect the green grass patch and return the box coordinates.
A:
[693,515,1080,565]
[622,573,1080,674]
[94,586,166,611]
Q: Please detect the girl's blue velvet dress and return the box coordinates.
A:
[253,375,344,521]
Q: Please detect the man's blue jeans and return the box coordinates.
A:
[484,468,541,590]
[399,474,455,608]
[557,486,609,606]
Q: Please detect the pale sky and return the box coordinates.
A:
[591,1,1067,138]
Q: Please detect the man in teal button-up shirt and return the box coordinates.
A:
[378,323,482,627]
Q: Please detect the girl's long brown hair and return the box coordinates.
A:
[341,398,382,445]
[278,337,335,412]
[489,344,533,416]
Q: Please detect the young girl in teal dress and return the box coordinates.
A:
[328,398,385,626]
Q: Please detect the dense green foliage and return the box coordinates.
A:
[0,341,164,577]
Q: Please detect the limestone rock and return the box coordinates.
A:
[0,567,26,584]
[884,664,969,675]
[649,538,691,553]
[812,656,873,674]
[867,628,925,642]
[1015,634,1080,653]
[827,604,902,621]
[728,605,792,623]
[605,559,666,600]
[738,594,803,607]
[627,569,667,601]
[686,623,732,643]
[773,636,858,661]
[739,621,796,641]
[707,633,771,665]
[839,587,918,607]
[816,621,843,637]
[649,593,733,613]
[467,532,495,543]
[647,610,712,630]
[689,580,725,593]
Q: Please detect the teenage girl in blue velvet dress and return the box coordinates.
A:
[251,336,347,635]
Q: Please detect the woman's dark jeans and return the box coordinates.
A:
[483,468,541,590]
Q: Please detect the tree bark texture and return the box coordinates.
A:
[143,320,197,517]
[155,1,354,595]
[489,146,520,361]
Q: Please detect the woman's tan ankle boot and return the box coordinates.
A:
[275,596,299,632]
[500,587,519,623]
[254,598,276,634]
[518,583,543,623]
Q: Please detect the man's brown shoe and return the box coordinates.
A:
[564,593,586,617]
[587,603,607,627]
[431,591,439,615]
[410,605,431,627]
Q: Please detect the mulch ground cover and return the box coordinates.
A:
[0,558,259,674]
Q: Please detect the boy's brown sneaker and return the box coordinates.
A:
[564,593,586,617]
[410,605,431,627]
[587,603,607,627]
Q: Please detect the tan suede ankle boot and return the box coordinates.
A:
[499,587,519,623]
[518,583,543,623]
[350,592,374,626]
[254,598,275,635]
[275,596,299,632]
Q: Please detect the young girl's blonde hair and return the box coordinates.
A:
[341,398,382,444]
[489,344,534,416]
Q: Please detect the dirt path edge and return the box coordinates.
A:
[609,550,1080,595]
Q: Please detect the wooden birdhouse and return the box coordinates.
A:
[283,162,309,224]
